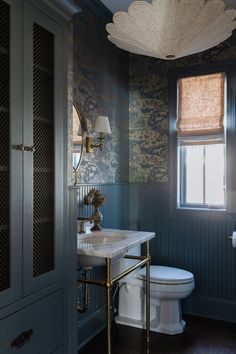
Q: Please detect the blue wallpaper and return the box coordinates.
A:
[73,4,129,184]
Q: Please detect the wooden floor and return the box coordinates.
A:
[78,315,236,354]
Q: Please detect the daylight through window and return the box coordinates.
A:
[177,73,226,209]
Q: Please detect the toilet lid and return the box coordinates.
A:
[138,266,194,285]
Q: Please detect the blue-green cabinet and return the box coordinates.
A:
[22,0,64,296]
[0,0,67,352]
[0,0,23,310]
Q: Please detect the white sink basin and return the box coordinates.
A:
[79,232,128,247]
[77,231,128,267]
[77,229,155,268]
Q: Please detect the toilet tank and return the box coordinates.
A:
[111,245,141,279]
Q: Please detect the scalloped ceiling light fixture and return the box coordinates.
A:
[106,0,236,60]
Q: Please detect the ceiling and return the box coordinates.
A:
[100,0,236,14]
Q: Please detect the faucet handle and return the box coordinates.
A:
[77,217,91,221]
[78,220,86,234]
[77,217,92,234]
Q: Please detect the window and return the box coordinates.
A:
[176,72,226,210]
[178,144,225,208]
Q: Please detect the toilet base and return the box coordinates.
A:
[115,296,187,335]
[115,315,186,335]
[114,315,161,332]
[158,298,186,335]
[152,319,186,335]
[115,315,145,330]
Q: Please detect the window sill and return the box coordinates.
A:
[171,206,234,220]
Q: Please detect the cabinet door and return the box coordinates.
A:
[51,347,64,354]
[0,290,63,353]
[0,0,23,308]
[23,2,64,295]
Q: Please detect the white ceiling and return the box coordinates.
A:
[100,0,236,14]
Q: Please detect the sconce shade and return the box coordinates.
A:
[94,116,111,134]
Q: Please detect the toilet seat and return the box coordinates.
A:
[138,265,194,285]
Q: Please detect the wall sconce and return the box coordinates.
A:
[86,116,111,153]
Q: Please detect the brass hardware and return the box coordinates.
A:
[83,189,105,231]
[90,207,103,231]
[77,242,152,354]
[14,145,35,152]
[77,217,91,234]
[11,329,33,348]
[111,257,149,284]
[24,145,35,152]
[15,144,24,151]
[125,255,146,260]
[86,133,105,153]
[78,256,150,288]
[79,221,86,234]
[85,136,93,154]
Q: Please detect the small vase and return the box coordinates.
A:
[91,206,103,231]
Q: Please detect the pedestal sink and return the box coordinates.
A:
[77,229,155,267]
[77,228,155,354]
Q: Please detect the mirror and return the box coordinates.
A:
[72,104,84,173]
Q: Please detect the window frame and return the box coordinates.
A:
[168,60,236,216]
[178,144,226,209]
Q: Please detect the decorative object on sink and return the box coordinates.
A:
[86,116,111,153]
[84,188,106,231]
[106,0,236,60]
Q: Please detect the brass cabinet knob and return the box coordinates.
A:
[11,329,33,348]
[15,144,24,151]
[15,145,35,152]
[24,145,35,152]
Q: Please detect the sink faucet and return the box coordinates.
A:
[83,188,105,232]
[77,217,92,234]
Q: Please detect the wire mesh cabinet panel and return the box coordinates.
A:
[23,2,64,295]
[0,0,23,309]
[0,1,66,351]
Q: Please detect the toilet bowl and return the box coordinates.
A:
[115,265,195,335]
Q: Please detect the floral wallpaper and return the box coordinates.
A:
[129,30,236,183]
[71,2,236,185]
[72,3,129,184]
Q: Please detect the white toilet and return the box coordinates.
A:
[115,264,195,335]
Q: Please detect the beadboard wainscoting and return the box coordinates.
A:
[77,184,128,350]
[76,183,236,349]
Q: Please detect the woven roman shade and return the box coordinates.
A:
[177,73,225,144]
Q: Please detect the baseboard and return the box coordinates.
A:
[183,296,236,323]
[77,306,106,351]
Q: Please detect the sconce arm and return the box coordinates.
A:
[86,133,105,153]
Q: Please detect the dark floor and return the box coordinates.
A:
[78,315,236,354]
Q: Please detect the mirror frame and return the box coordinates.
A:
[72,103,87,176]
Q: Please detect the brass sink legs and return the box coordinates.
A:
[146,241,151,354]
[78,240,152,354]
[106,258,112,354]
[105,241,151,354]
